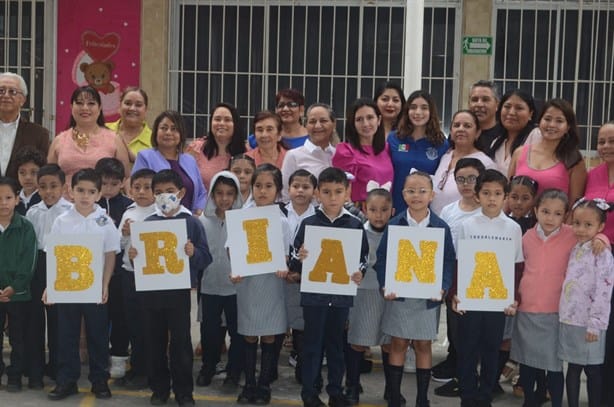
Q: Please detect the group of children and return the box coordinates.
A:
[0,143,613,407]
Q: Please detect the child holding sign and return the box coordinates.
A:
[289,167,369,407]
[231,164,291,405]
[453,169,523,407]
[375,171,455,407]
[129,169,211,406]
[46,169,120,401]
[0,176,37,392]
[559,198,614,407]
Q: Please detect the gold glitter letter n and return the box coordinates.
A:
[395,240,437,283]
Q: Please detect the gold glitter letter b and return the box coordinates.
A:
[140,232,184,274]
[243,219,272,264]
[54,245,95,291]
[395,240,437,283]
[466,252,508,299]
[308,239,349,284]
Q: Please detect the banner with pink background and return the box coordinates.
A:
[55,0,141,133]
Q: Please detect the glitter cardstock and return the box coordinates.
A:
[384,226,445,299]
[131,219,190,291]
[46,234,104,303]
[300,225,362,296]
[226,205,287,277]
[457,239,515,312]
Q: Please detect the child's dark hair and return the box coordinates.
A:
[14,146,46,170]
[475,169,509,194]
[0,176,19,195]
[288,169,317,189]
[535,188,569,212]
[152,169,183,190]
[229,153,256,170]
[37,164,66,184]
[366,188,392,204]
[510,175,539,197]
[212,175,239,195]
[130,168,156,185]
[454,157,486,174]
[252,163,283,193]
[95,157,125,180]
[572,197,613,224]
[404,170,434,189]
[72,168,102,190]
[318,167,349,188]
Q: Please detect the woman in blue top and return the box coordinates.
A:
[387,90,449,212]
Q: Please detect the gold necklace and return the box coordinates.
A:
[72,128,90,148]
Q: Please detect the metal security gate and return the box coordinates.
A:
[0,0,53,127]
[170,0,461,138]
[493,0,614,153]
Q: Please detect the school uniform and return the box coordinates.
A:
[139,206,211,400]
[25,197,72,382]
[16,189,41,215]
[289,207,369,402]
[455,211,523,406]
[49,205,120,387]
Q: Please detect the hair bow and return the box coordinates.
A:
[572,197,611,211]
[366,180,392,192]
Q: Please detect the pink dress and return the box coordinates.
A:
[514,144,569,196]
[55,128,118,189]
[332,142,394,202]
[585,163,614,242]
[185,138,231,191]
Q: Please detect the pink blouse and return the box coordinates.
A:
[514,144,569,196]
[245,146,287,169]
[585,163,614,242]
[185,138,231,191]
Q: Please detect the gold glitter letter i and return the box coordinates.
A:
[466,251,508,299]
[140,232,184,274]
[243,219,272,264]
[54,245,95,291]
[308,239,349,284]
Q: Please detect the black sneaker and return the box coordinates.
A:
[176,394,195,406]
[91,381,112,399]
[238,385,257,404]
[254,385,272,405]
[343,386,359,405]
[434,378,460,397]
[328,394,352,407]
[195,370,214,387]
[150,391,170,405]
[48,382,79,400]
[303,394,326,407]
[7,377,22,393]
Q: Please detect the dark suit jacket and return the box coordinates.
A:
[4,117,50,180]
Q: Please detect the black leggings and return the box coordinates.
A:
[566,363,602,407]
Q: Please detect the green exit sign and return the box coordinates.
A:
[462,36,493,55]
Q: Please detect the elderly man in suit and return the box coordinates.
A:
[0,72,49,180]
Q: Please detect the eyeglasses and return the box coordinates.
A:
[276,101,299,109]
[455,175,478,185]
[0,87,23,97]
[402,188,432,196]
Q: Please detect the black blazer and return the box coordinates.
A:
[4,117,50,180]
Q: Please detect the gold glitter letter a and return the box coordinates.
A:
[466,252,508,299]
[243,219,272,264]
[308,239,349,284]
[140,232,184,274]
[395,240,437,283]
[54,245,95,291]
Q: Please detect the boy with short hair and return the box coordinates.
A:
[14,146,46,215]
[453,169,523,407]
[289,167,369,407]
[115,168,156,388]
[46,168,120,401]
[25,164,72,387]
[129,169,212,406]
[94,157,133,379]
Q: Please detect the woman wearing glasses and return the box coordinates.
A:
[247,89,309,150]
[387,90,449,212]
[431,109,497,215]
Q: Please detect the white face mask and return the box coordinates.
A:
[155,192,181,214]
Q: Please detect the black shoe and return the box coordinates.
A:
[195,370,214,387]
[150,391,170,405]
[124,374,149,389]
[28,378,45,390]
[254,385,272,405]
[176,394,195,406]
[383,387,407,405]
[48,382,79,400]
[7,377,22,393]
[238,385,257,404]
[434,378,459,397]
[221,376,240,393]
[343,386,360,405]
[303,394,326,407]
[91,381,112,399]
[328,394,352,407]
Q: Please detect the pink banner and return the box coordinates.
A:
[55,0,142,133]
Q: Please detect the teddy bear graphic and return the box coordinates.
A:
[80,60,115,94]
